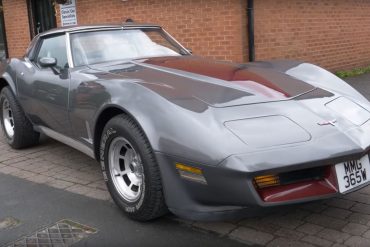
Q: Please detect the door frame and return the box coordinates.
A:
[27,0,57,38]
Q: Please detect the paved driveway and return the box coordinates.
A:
[1,74,370,246]
[0,174,245,247]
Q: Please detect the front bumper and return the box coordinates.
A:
[155,150,370,221]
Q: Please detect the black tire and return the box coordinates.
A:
[100,114,167,221]
[0,86,39,149]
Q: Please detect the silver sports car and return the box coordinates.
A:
[1,23,370,221]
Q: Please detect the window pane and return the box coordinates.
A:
[37,35,68,68]
[71,29,183,66]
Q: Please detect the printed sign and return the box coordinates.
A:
[60,0,78,26]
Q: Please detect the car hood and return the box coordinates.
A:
[90,56,319,107]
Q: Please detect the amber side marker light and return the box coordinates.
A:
[254,174,280,189]
[175,163,207,184]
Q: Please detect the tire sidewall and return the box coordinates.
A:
[0,88,15,144]
[100,121,148,215]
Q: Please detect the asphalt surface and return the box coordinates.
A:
[0,173,245,247]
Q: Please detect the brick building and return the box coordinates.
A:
[0,0,370,71]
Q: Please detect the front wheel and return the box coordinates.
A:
[100,114,167,221]
[0,86,39,149]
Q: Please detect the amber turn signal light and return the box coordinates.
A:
[176,163,203,175]
[175,163,207,184]
[254,174,280,189]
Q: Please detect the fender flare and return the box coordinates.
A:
[1,72,17,96]
[92,103,152,161]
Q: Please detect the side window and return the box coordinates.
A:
[36,35,68,69]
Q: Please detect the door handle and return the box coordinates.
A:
[20,72,24,76]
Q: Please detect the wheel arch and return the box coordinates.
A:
[0,74,17,95]
[92,105,152,161]
[0,77,8,91]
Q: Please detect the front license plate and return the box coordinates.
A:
[335,155,370,193]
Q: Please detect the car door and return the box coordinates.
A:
[17,34,72,136]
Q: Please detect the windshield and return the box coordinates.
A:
[70,28,185,66]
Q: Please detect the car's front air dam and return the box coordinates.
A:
[154,153,258,220]
[154,153,343,221]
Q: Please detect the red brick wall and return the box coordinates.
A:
[254,0,370,71]
[2,0,370,71]
[2,0,31,58]
[64,0,247,63]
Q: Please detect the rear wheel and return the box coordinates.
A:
[100,114,167,221]
[0,86,39,148]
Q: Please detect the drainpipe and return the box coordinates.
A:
[247,0,255,62]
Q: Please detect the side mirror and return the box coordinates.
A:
[187,48,193,54]
[39,57,57,68]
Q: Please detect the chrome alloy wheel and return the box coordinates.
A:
[108,137,144,202]
[2,98,14,138]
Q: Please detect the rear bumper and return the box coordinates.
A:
[155,152,366,221]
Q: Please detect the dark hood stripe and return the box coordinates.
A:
[142,56,314,98]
